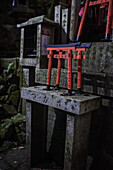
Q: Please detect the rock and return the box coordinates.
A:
[0,85,6,95]
[8,90,20,108]
[11,113,26,144]
[0,114,26,144]
[7,84,18,94]
[2,104,17,115]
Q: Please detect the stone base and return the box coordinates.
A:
[21,85,100,170]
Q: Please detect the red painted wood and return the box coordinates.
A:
[89,0,109,6]
[105,0,112,35]
[77,0,90,38]
[47,46,76,51]
[68,50,72,90]
[56,58,62,86]
[77,51,82,89]
[47,50,53,86]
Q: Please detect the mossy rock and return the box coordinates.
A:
[8,90,20,108]
[2,104,17,115]
[10,113,26,125]
[0,120,15,140]
[7,84,18,95]
[11,113,26,144]
[0,113,26,144]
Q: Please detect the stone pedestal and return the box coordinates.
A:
[21,86,100,170]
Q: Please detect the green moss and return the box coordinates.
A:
[0,121,12,138]
[22,72,28,87]
[8,90,20,108]
[10,113,26,124]
[0,114,25,139]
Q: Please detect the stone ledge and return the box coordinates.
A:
[21,86,100,115]
[20,58,39,67]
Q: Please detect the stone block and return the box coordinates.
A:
[21,86,100,115]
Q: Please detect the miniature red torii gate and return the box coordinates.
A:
[44,42,91,95]
[76,0,113,41]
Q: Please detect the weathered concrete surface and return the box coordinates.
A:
[82,42,113,74]
[54,5,61,24]
[22,66,36,114]
[20,28,24,59]
[61,8,69,44]
[23,68,29,87]
[35,68,68,88]
[21,86,100,115]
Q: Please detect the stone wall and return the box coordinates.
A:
[0,58,25,152]
[35,41,113,169]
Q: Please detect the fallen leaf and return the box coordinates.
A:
[18,146,25,150]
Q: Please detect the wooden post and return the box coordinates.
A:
[105,0,112,40]
[68,50,72,95]
[76,0,90,41]
[77,52,82,93]
[56,52,62,88]
[110,0,113,41]
[47,50,53,90]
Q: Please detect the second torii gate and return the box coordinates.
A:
[76,0,113,41]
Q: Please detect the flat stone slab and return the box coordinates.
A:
[17,15,59,28]
[21,86,100,115]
